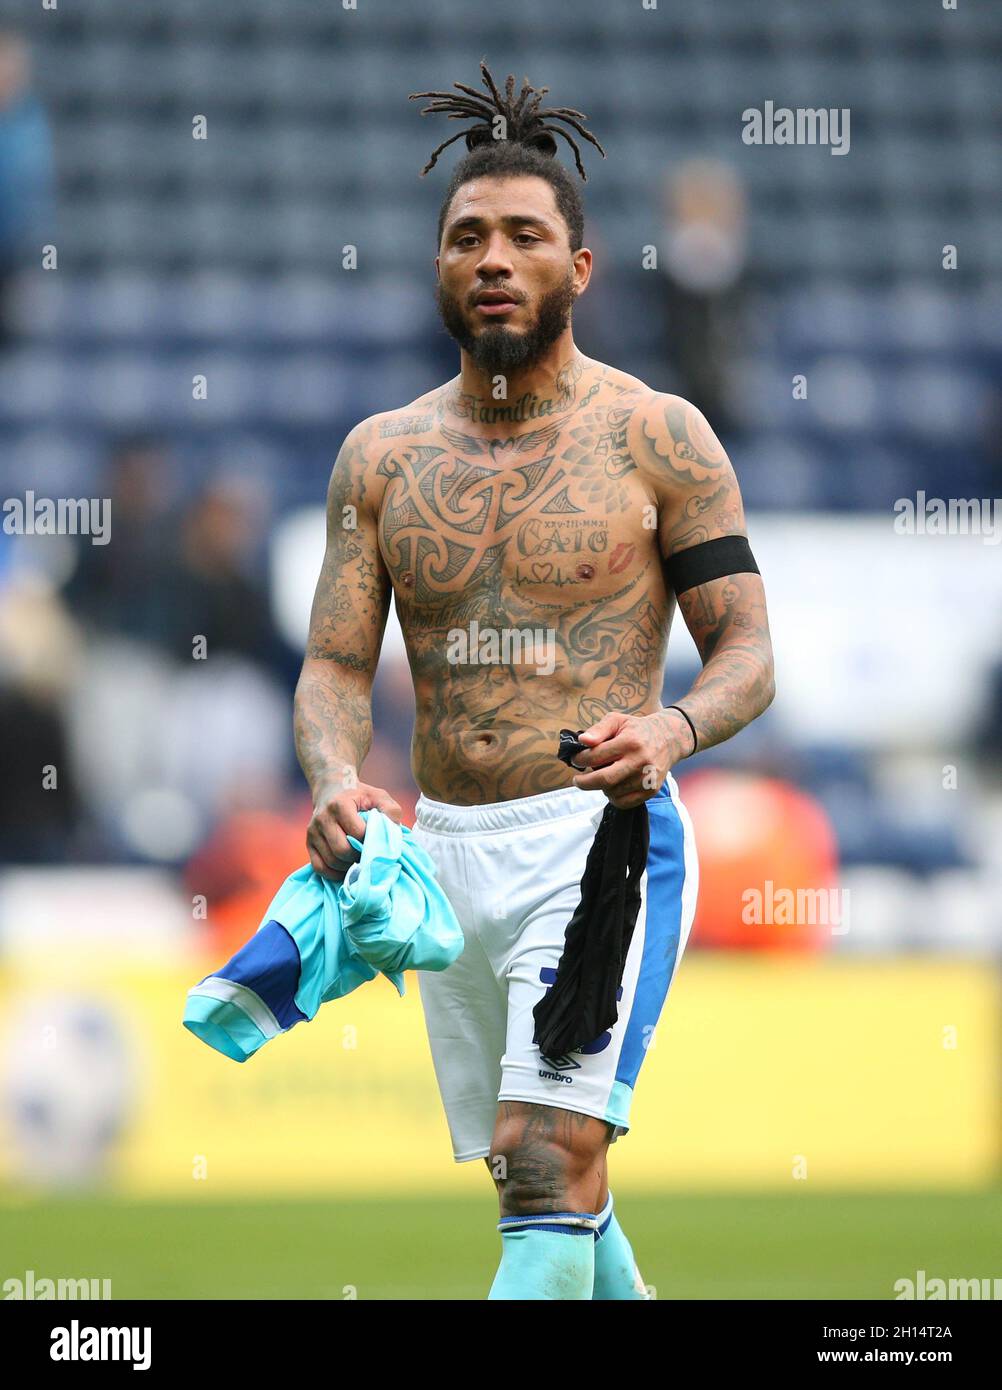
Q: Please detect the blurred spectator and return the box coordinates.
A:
[56,445,299,863]
[571,228,667,387]
[65,436,176,644]
[0,29,54,349]
[164,477,286,671]
[0,575,82,861]
[652,159,750,435]
[68,448,288,673]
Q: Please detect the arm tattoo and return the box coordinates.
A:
[637,395,775,753]
[294,424,391,795]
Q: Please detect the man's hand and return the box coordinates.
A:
[306,780,404,878]
[569,710,693,809]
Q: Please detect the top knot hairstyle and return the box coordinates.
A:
[410,60,606,253]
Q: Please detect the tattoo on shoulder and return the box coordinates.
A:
[643,397,727,484]
[379,414,435,438]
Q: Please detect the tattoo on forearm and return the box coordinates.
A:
[295,423,389,792]
[294,677,372,791]
[671,573,774,748]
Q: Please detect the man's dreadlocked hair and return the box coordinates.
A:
[410,60,606,253]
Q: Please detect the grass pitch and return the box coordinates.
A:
[2,1189,1000,1300]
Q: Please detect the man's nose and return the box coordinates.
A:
[475,231,515,279]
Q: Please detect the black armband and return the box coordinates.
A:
[665,534,760,597]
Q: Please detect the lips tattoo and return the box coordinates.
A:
[608,542,636,574]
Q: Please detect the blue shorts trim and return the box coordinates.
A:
[614,795,687,1091]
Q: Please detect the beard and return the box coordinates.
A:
[436,270,577,377]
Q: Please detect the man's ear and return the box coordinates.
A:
[434,255,440,280]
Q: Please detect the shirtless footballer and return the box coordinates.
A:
[293,65,775,1300]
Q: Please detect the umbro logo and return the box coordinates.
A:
[539,1052,581,1072]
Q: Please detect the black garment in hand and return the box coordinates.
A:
[532,730,650,1057]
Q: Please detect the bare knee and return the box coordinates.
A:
[489,1102,611,1216]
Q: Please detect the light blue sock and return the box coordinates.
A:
[488,1211,597,1300]
[592,1192,650,1300]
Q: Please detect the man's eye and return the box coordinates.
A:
[515,234,540,244]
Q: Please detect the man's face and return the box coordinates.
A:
[435,175,589,378]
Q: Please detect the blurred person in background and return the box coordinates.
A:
[66,436,290,678]
[0,28,54,351]
[65,435,176,645]
[570,225,665,386]
[59,442,296,865]
[0,572,82,861]
[652,160,750,438]
[165,477,288,677]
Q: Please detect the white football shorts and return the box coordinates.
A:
[411,776,699,1162]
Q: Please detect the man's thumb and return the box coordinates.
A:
[579,714,623,744]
